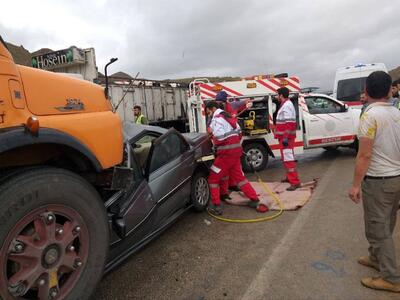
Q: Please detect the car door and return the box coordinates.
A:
[303,96,355,148]
[145,128,195,223]
[107,142,158,260]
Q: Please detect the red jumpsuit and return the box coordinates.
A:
[219,99,250,188]
[207,108,258,206]
[223,99,249,118]
[275,99,300,186]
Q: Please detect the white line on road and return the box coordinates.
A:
[241,157,340,300]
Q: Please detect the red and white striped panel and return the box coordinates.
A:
[298,95,308,112]
[199,77,301,99]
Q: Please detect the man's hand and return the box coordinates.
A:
[246,101,253,109]
[350,137,373,204]
[282,138,289,147]
[348,185,361,203]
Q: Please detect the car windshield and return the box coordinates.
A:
[337,77,366,102]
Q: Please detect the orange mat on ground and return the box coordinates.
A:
[227,181,316,211]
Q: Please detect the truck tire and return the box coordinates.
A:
[0,167,109,300]
[242,143,269,172]
[191,171,210,211]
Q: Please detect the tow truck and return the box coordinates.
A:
[187,75,361,171]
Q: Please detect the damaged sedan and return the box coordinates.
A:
[104,123,213,272]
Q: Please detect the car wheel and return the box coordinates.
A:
[242,143,268,172]
[0,167,108,300]
[191,172,210,211]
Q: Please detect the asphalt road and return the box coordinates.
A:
[93,148,400,300]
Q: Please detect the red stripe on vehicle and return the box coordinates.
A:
[256,80,277,93]
[344,101,362,106]
[270,78,285,89]
[217,84,243,96]
[200,89,217,99]
[269,141,304,150]
[200,85,217,98]
[290,77,300,83]
[200,84,216,93]
[308,135,355,145]
[283,79,301,92]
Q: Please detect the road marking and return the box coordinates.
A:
[241,157,340,300]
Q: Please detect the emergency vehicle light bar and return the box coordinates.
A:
[200,92,299,101]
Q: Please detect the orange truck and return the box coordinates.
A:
[0,35,123,299]
[0,36,213,299]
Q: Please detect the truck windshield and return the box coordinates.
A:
[337,77,366,102]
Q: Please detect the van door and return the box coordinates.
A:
[303,95,355,148]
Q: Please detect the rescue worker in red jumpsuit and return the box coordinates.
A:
[215,91,251,118]
[214,91,253,193]
[275,87,301,191]
[206,101,268,215]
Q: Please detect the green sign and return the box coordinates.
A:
[32,48,74,69]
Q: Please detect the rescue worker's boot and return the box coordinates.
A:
[221,194,232,202]
[286,184,301,191]
[228,185,240,192]
[247,199,269,213]
[208,204,223,215]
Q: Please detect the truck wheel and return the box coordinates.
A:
[191,172,210,211]
[0,167,108,300]
[242,143,268,172]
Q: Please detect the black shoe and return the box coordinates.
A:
[208,204,223,215]
[246,199,260,208]
[228,186,240,192]
[221,194,232,202]
[286,184,301,191]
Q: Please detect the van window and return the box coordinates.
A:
[337,77,366,102]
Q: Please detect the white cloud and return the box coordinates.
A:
[1,0,399,89]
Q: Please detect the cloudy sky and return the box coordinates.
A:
[1,0,399,89]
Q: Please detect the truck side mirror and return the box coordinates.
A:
[342,104,349,112]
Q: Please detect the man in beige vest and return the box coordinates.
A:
[349,71,400,292]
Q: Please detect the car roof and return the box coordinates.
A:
[304,93,331,98]
[122,121,167,142]
[303,93,344,105]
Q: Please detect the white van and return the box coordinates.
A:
[332,63,387,107]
